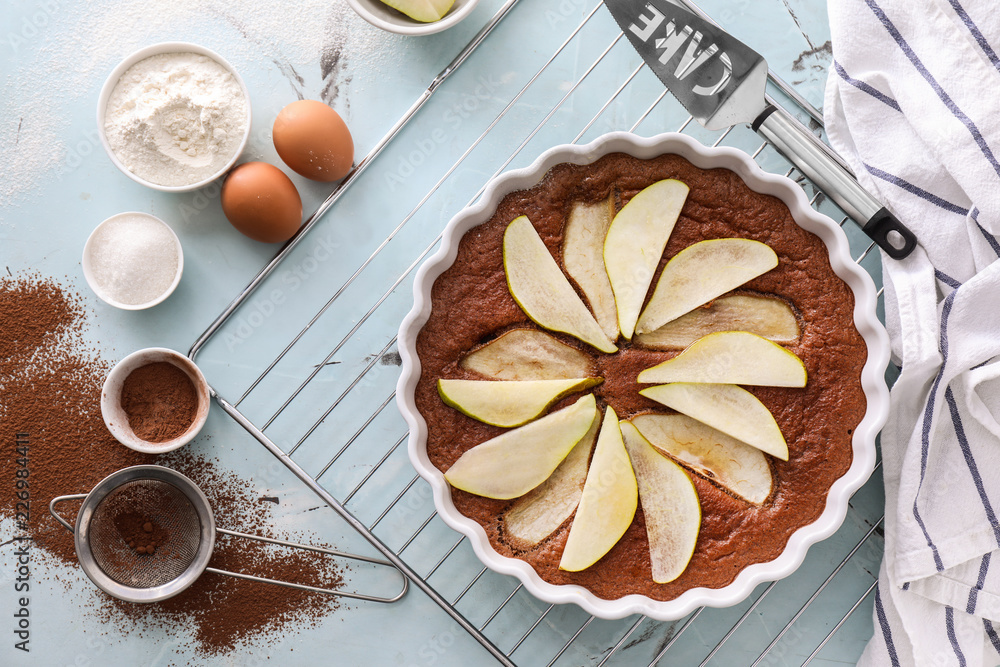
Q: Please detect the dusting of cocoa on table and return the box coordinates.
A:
[0,275,344,655]
[120,361,198,442]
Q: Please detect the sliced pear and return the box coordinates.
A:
[504,216,616,354]
[563,196,619,341]
[635,239,778,335]
[504,415,599,548]
[620,422,701,584]
[637,332,806,387]
[635,294,800,349]
[460,329,596,380]
[444,394,598,499]
[640,383,788,460]
[438,377,602,428]
[604,179,689,340]
[559,407,638,572]
[630,414,772,504]
[377,0,455,22]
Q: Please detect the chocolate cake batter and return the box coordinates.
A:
[414,152,867,602]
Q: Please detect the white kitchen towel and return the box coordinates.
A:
[824,0,1000,664]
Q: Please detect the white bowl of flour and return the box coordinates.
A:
[98,42,251,192]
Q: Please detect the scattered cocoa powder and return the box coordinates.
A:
[0,275,345,655]
[120,361,198,442]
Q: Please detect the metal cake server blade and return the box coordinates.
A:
[604,0,917,259]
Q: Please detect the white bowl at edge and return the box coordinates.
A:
[346,0,481,36]
[97,41,251,192]
[395,131,891,621]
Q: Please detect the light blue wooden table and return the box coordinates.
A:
[0,1,886,664]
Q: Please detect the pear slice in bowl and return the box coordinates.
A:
[378,0,456,22]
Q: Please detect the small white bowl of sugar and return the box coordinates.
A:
[82,212,183,310]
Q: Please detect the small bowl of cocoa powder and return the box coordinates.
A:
[101,348,210,453]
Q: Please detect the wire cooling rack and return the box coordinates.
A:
[189,1,892,663]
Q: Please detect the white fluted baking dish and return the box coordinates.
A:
[396,131,889,620]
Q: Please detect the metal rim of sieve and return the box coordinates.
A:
[50,465,216,603]
[51,465,409,604]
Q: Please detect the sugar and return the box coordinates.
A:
[88,214,180,306]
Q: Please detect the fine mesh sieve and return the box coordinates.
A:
[88,479,205,590]
[50,465,407,604]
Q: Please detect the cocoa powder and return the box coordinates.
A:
[0,275,344,655]
[120,361,197,442]
[112,511,168,555]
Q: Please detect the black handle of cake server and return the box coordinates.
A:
[752,104,918,260]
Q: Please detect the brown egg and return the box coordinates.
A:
[221,162,302,243]
[273,100,354,182]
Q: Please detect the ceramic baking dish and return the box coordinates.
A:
[396,131,890,620]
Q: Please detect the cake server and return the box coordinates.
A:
[603,0,917,259]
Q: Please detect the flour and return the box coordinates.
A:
[103,52,249,187]
[0,0,402,209]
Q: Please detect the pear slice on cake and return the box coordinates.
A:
[563,196,619,341]
[444,394,598,500]
[504,216,616,353]
[460,329,596,381]
[438,377,602,427]
[637,332,806,387]
[504,415,599,547]
[559,407,638,572]
[630,414,772,504]
[635,239,778,335]
[635,294,800,349]
[641,383,788,460]
[604,179,689,340]
[621,422,701,583]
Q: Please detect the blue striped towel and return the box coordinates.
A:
[825,0,1000,664]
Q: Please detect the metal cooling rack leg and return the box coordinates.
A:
[211,389,516,667]
[803,580,878,664]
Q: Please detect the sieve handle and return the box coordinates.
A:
[206,528,408,603]
[49,494,88,532]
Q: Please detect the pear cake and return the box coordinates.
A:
[412,151,867,602]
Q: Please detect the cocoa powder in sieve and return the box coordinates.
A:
[0,275,344,656]
[112,512,168,555]
[120,361,198,442]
